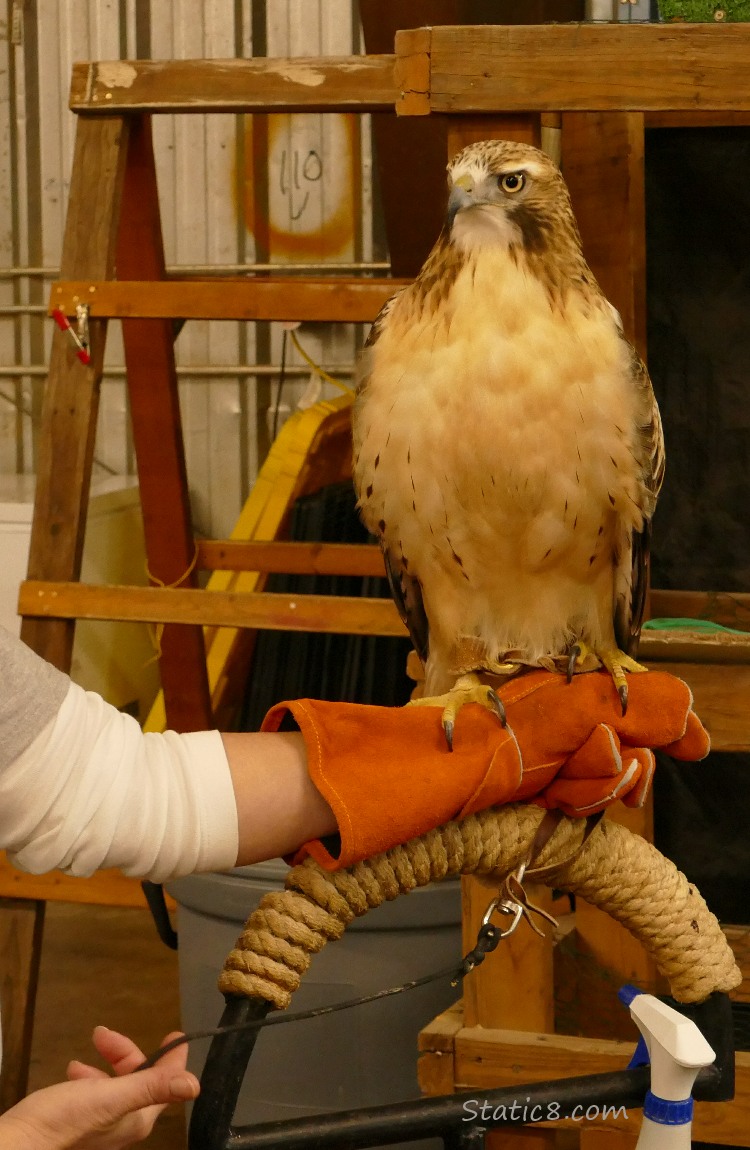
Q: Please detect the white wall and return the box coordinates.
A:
[0,0,379,538]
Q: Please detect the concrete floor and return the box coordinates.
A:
[28,902,186,1149]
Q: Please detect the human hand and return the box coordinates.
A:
[0,1026,198,1150]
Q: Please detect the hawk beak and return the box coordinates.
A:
[447,180,474,226]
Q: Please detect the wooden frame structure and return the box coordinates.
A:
[397,22,750,1150]
[2,21,749,1144]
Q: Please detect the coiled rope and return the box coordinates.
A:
[219,804,741,1008]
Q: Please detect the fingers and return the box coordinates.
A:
[92,1026,188,1077]
[91,1026,145,1075]
[66,1059,109,1082]
[2,1063,200,1150]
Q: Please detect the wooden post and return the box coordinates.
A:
[0,900,44,1112]
[561,114,658,1068]
[561,112,647,357]
[116,115,213,732]
[20,115,130,670]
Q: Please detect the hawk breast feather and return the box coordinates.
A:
[353,140,664,685]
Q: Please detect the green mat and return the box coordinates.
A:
[657,1,750,20]
[643,617,747,635]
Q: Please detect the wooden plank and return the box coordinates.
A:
[394,28,432,116]
[69,56,398,114]
[18,580,406,637]
[562,112,646,356]
[580,1133,638,1150]
[116,114,212,733]
[49,277,407,323]
[646,110,750,129]
[574,806,659,1044]
[0,856,174,910]
[644,661,750,752]
[20,115,129,670]
[461,875,554,1033]
[650,587,750,630]
[450,1027,750,1142]
[447,113,541,157]
[197,539,386,577]
[640,628,750,663]
[417,1000,463,1097]
[0,899,43,1110]
[421,24,750,114]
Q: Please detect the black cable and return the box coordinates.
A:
[137,923,503,1072]
[271,328,288,442]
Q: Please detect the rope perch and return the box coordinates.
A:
[219,804,741,1009]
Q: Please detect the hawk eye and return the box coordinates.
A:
[499,172,525,194]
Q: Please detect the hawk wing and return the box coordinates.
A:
[382,544,429,665]
[355,288,430,664]
[614,350,665,656]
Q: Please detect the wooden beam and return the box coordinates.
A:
[18,580,406,637]
[640,628,750,664]
[117,115,212,732]
[562,112,646,356]
[646,110,750,129]
[449,1027,750,1142]
[0,857,173,910]
[69,56,398,115]
[20,115,129,670]
[405,24,750,114]
[394,28,432,117]
[196,540,385,577]
[49,277,406,323]
[644,661,750,753]
[421,1008,750,1140]
[0,900,43,1111]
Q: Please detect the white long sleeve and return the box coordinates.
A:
[0,630,239,882]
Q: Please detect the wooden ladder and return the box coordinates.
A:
[1,52,408,1113]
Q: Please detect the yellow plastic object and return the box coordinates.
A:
[144,394,353,733]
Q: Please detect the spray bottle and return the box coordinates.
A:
[619,986,716,1149]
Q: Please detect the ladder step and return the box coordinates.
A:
[50,277,407,323]
[69,56,398,115]
[196,540,385,577]
[19,581,406,637]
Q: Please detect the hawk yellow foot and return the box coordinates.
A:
[567,641,647,714]
[409,671,507,751]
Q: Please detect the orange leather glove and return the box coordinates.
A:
[261,670,709,872]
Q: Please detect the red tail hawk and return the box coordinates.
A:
[353,140,664,746]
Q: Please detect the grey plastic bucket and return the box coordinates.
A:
[167,860,461,1146]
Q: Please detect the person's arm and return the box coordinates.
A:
[222,731,335,866]
[0,625,334,882]
[0,1026,198,1150]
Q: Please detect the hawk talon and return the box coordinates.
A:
[566,644,581,684]
[409,670,508,750]
[487,687,507,728]
[618,683,629,716]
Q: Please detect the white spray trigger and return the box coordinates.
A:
[629,995,715,1103]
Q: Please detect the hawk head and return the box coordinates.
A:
[446,140,582,262]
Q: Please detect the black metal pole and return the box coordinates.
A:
[226,1066,657,1149]
[188,995,272,1150]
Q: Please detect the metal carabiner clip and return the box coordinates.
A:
[481,892,525,940]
